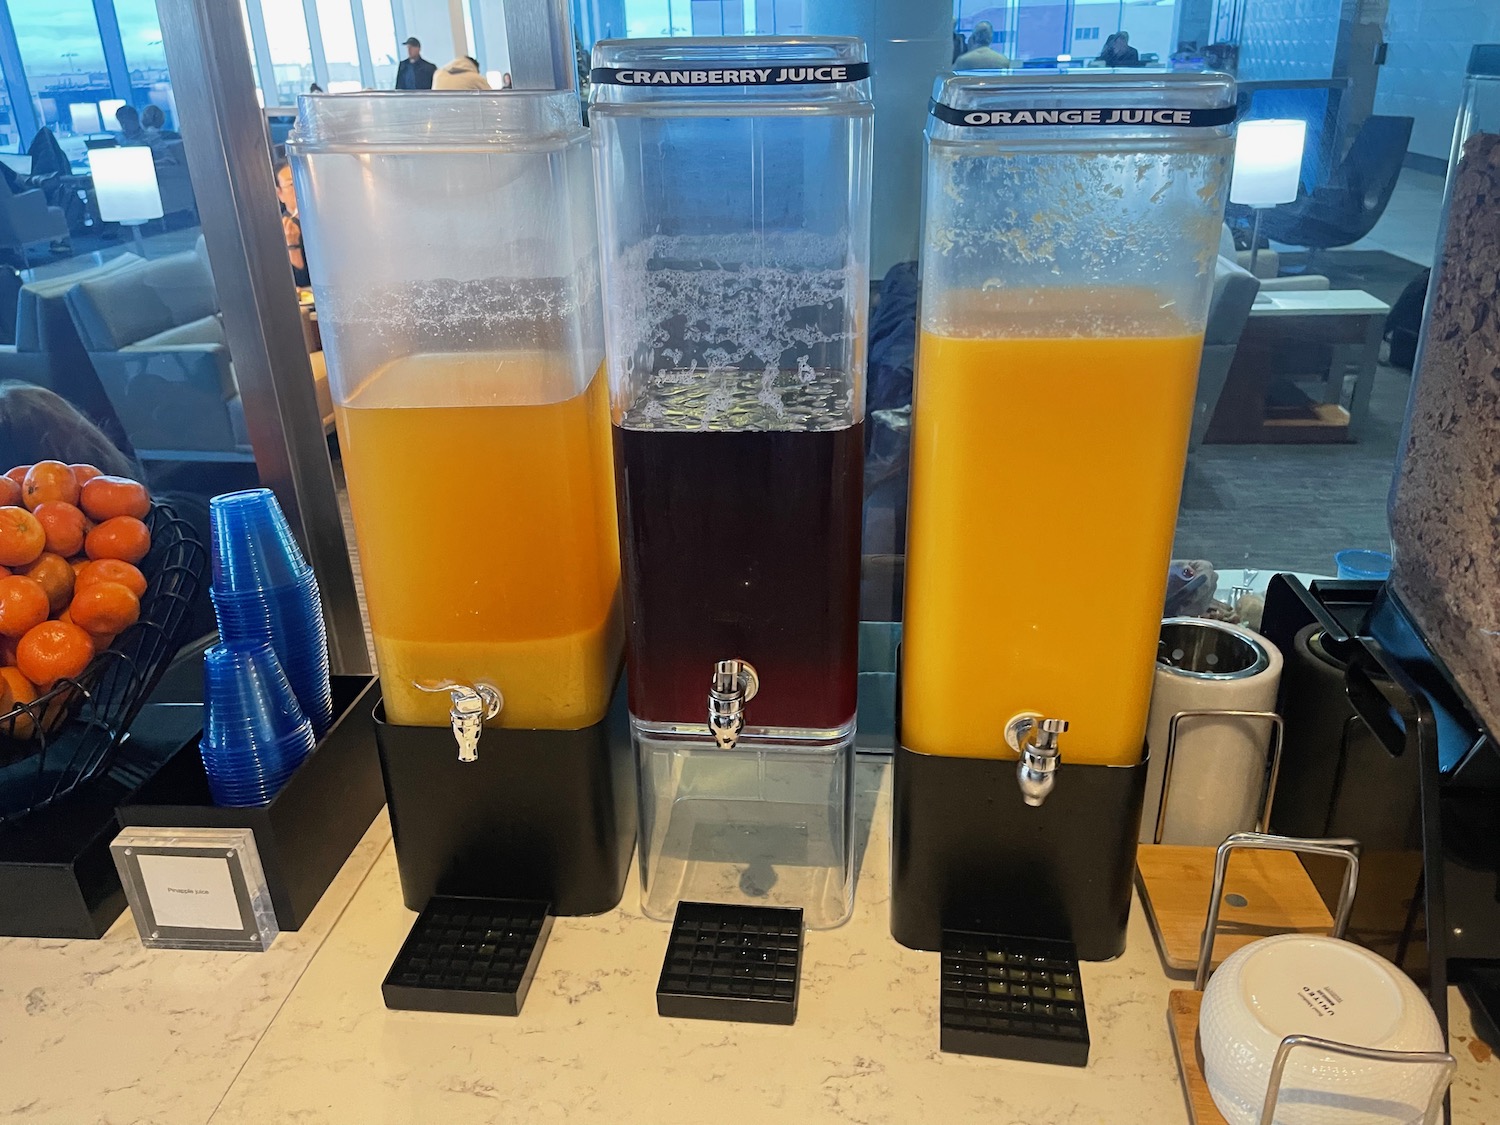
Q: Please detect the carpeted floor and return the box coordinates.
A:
[1173,249,1425,575]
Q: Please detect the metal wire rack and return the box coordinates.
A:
[0,504,207,824]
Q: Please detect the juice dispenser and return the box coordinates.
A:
[589,38,873,928]
[892,72,1236,958]
[288,92,634,915]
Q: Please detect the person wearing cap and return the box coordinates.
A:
[395,37,437,90]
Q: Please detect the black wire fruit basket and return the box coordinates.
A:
[0,503,207,825]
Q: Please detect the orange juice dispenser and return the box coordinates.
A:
[891,72,1236,958]
[288,92,634,916]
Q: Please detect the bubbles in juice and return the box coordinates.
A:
[614,370,863,735]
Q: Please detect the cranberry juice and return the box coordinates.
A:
[614,385,863,732]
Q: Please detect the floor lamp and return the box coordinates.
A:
[1230,118,1306,275]
[88,146,165,256]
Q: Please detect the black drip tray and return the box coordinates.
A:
[940,931,1090,1066]
[656,901,803,1025]
[382,896,552,1017]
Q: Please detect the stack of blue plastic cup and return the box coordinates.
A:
[201,641,316,806]
[208,489,334,737]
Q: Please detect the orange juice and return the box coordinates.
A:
[336,352,621,729]
[902,288,1203,765]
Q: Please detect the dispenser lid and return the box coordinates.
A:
[589,36,872,112]
[288,90,585,154]
[928,70,1236,144]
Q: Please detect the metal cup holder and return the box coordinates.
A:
[1154,708,1286,847]
[1191,832,1456,1125]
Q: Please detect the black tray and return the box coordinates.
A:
[941,931,1090,1066]
[0,700,204,938]
[382,896,552,1017]
[118,675,382,930]
[656,901,803,1025]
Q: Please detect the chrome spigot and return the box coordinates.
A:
[415,680,503,763]
[1005,712,1069,807]
[707,659,759,750]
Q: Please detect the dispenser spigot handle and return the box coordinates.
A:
[707,659,759,750]
[414,680,503,763]
[1005,712,1069,807]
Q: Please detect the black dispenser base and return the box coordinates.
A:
[890,742,1146,961]
[374,679,635,917]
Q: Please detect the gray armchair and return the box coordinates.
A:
[64,246,250,462]
[0,254,139,452]
[1194,255,1261,448]
[0,173,69,267]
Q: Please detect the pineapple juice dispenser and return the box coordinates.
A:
[892,71,1236,957]
[289,91,634,915]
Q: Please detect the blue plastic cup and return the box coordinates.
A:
[209,489,313,594]
[1335,549,1392,581]
[201,641,316,805]
[211,575,334,736]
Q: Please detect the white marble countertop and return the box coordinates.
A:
[3,761,1498,1124]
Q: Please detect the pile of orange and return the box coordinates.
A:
[0,461,151,735]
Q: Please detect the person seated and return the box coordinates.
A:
[140,104,180,143]
[114,104,144,145]
[0,381,138,478]
[433,57,491,90]
[274,160,310,288]
[1099,31,1142,67]
[953,21,1012,70]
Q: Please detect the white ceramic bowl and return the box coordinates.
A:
[1199,934,1444,1125]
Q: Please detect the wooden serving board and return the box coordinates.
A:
[1137,844,1334,972]
[1169,989,1230,1125]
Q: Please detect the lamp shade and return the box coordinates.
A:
[1230,118,1306,207]
[89,146,164,223]
[99,98,127,127]
[69,102,102,135]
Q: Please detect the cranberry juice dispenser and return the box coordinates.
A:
[289,92,634,915]
[891,72,1236,957]
[589,39,872,928]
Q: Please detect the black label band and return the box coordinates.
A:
[591,62,870,87]
[930,101,1236,128]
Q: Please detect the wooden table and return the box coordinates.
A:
[1207,289,1391,444]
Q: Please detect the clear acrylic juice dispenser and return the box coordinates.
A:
[290,93,619,740]
[891,71,1236,957]
[589,38,873,927]
[289,93,635,916]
